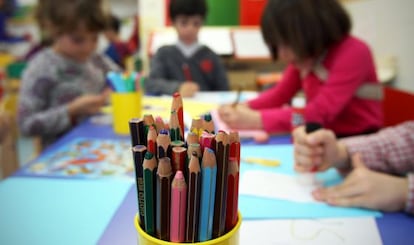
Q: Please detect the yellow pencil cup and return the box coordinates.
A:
[134,212,242,245]
[111,92,142,134]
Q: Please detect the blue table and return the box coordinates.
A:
[2,120,414,245]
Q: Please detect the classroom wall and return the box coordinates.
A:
[345,0,414,92]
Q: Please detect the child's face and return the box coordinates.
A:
[54,27,99,62]
[173,15,203,45]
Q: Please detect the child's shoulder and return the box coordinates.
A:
[24,48,60,78]
[157,45,180,55]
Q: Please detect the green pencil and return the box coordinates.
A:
[143,151,157,236]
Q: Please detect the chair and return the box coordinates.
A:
[382,86,414,127]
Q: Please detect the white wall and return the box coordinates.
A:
[345,0,414,92]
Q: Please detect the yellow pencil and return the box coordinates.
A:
[241,157,280,167]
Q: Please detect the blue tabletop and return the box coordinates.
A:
[4,119,414,244]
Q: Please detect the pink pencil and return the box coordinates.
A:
[170,170,187,243]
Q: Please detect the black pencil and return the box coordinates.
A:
[132,145,147,229]
[186,152,201,242]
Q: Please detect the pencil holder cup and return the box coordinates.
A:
[112,92,142,134]
[134,212,242,245]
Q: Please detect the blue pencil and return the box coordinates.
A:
[198,147,217,242]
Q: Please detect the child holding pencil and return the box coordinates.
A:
[145,0,230,97]
[218,0,382,137]
[18,0,120,148]
[293,122,414,214]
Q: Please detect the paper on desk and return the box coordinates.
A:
[240,171,320,203]
[240,218,382,245]
[239,145,382,219]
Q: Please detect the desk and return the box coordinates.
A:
[2,110,414,244]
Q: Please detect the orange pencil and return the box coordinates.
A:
[225,157,239,232]
[156,157,172,241]
[171,92,184,137]
[212,131,229,238]
[170,170,187,243]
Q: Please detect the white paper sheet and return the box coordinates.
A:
[240,170,321,203]
[240,218,382,245]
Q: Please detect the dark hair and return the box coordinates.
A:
[107,15,121,33]
[169,0,207,21]
[261,0,351,61]
[35,0,109,37]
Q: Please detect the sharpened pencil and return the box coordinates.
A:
[172,92,184,137]
[157,129,171,159]
[132,145,147,229]
[156,157,172,241]
[186,152,201,242]
[143,151,157,236]
[225,157,239,232]
[170,170,187,243]
[198,147,217,242]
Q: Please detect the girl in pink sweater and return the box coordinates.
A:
[218,0,382,137]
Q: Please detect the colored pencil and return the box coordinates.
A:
[171,92,184,138]
[143,114,155,142]
[143,151,157,236]
[171,140,185,148]
[200,131,215,153]
[198,147,217,242]
[203,113,215,134]
[172,146,187,174]
[169,110,182,141]
[229,131,240,167]
[212,131,229,238]
[187,143,202,160]
[147,125,157,155]
[157,129,171,159]
[186,152,202,242]
[186,132,199,146]
[156,157,172,241]
[170,170,187,243]
[132,145,147,229]
[225,157,239,232]
[232,87,242,107]
[155,116,166,134]
[190,116,203,137]
[306,122,322,172]
[129,118,145,146]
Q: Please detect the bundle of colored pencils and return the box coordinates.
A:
[129,92,240,243]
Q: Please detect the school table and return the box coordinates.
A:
[1,115,414,244]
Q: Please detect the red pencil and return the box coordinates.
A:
[172,146,187,175]
[147,125,157,155]
[229,131,240,167]
[225,157,239,232]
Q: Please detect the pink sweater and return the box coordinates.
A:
[248,35,383,136]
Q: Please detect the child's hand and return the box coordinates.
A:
[312,154,408,212]
[67,94,107,117]
[218,104,262,129]
[292,126,347,172]
[0,112,11,142]
[178,82,199,97]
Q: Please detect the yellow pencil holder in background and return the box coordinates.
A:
[111,92,142,134]
[134,212,241,245]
